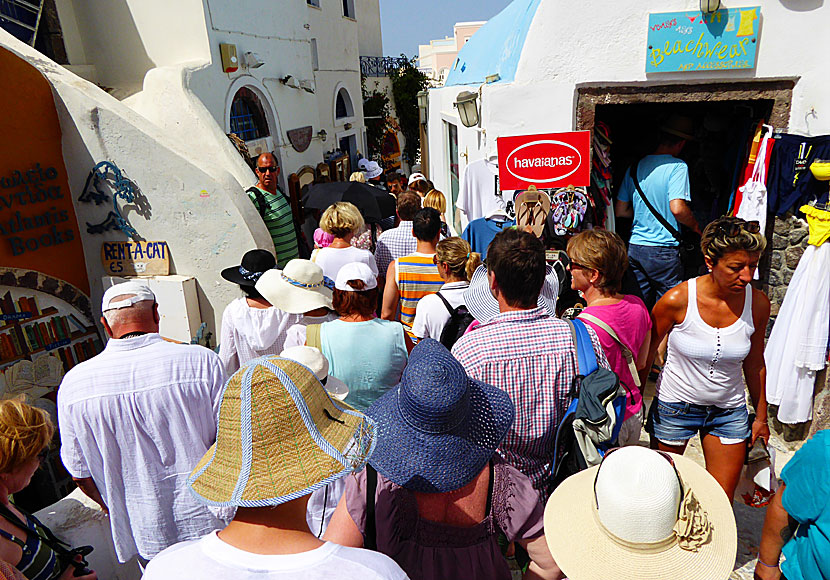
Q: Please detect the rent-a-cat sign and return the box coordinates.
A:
[497,131,590,191]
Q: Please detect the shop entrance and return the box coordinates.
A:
[576,80,794,278]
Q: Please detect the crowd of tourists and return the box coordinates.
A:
[0,154,825,580]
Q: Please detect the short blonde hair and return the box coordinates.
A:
[319,202,364,238]
[566,229,629,295]
[0,399,53,474]
[423,190,447,215]
[701,217,766,265]
[435,237,481,281]
[349,172,366,183]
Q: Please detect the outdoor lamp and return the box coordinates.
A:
[317,129,327,142]
[417,90,429,124]
[700,0,721,13]
[454,91,479,128]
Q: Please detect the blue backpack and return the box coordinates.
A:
[548,318,627,495]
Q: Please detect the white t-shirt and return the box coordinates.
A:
[411,281,469,340]
[456,159,515,222]
[283,312,339,349]
[143,532,409,580]
[311,246,379,283]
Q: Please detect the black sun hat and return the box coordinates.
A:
[221,249,277,287]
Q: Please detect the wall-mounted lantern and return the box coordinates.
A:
[454,91,479,128]
[317,129,328,142]
[700,0,721,13]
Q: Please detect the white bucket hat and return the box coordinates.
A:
[544,446,737,580]
[255,259,333,314]
[280,346,349,401]
[463,263,559,323]
[363,161,383,180]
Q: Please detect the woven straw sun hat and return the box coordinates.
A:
[544,446,737,580]
[255,259,333,314]
[188,356,375,506]
[464,263,559,324]
[366,338,514,493]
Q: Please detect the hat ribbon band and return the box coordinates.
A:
[282,273,335,291]
[591,485,712,554]
[238,266,264,282]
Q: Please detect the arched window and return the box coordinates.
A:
[335,87,354,121]
[229,87,270,141]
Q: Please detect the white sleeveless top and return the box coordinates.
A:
[657,277,753,408]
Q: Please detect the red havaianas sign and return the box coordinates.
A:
[497,131,591,190]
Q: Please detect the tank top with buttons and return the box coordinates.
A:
[657,277,754,409]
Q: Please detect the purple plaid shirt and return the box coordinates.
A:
[452,307,609,494]
[374,221,416,276]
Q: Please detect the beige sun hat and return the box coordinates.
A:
[544,446,737,580]
[187,356,374,506]
[255,259,333,314]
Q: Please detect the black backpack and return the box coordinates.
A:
[436,292,474,349]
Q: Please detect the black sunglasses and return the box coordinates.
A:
[256,166,279,174]
[716,219,761,237]
[37,448,49,465]
[569,260,595,272]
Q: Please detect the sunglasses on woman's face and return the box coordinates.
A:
[716,220,761,237]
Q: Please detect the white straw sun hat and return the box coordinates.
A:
[544,446,737,580]
[464,263,559,323]
[255,259,333,314]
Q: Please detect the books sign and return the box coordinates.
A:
[646,7,760,73]
[497,131,591,190]
[101,240,169,276]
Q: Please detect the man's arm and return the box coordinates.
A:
[73,477,108,514]
[669,199,701,234]
[381,260,400,321]
[614,199,633,219]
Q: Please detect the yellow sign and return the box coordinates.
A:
[101,241,169,276]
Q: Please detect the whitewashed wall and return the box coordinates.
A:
[427,0,830,207]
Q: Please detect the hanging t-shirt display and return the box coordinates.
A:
[456,159,515,222]
[767,134,830,216]
[736,127,773,233]
[461,217,515,260]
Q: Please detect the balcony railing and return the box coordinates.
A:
[360,55,410,77]
[0,0,42,45]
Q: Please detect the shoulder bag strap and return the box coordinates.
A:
[630,160,683,244]
[247,187,268,218]
[577,313,640,388]
[435,291,454,316]
[305,324,322,350]
[571,319,598,376]
[364,465,378,551]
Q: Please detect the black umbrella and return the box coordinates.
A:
[302,181,396,223]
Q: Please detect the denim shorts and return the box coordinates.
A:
[628,244,683,309]
[646,399,751,445]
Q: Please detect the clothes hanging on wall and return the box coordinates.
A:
[731,123,775,216]
[736,126,773,233]
[765,205,830,424]
[461,217,515,260]
[456,159,515,222]
[589,122,613,229]
[767,134,830,216]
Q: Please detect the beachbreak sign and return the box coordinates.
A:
[646,7,760,73]
[497,131,591,191]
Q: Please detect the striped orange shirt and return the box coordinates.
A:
[395,253,443,336]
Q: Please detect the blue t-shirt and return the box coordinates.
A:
[780,429,830,580]
[461,218,515,260]
[617,154,690,247]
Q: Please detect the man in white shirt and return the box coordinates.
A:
[58,281,227,565]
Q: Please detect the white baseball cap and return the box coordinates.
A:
[280,346,349,401]
[334,262,377,292]
[102,281,156,312]
[408,172,426,186]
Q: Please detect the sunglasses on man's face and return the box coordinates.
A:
[257,166,279,174]
[716,219,761,237]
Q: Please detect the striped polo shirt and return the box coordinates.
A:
[248,186,300,267]
[395,252,443,336]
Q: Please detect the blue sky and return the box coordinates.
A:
[380,0,512,59]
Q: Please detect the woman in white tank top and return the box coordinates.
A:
[646,217,771,501]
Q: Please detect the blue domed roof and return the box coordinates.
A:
[444,0,541,87]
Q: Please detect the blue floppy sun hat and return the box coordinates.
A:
[188,356,375,506]
[366,338,515,493]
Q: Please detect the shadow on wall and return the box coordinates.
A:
[778,0,824,11]
[70,0,155,96]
